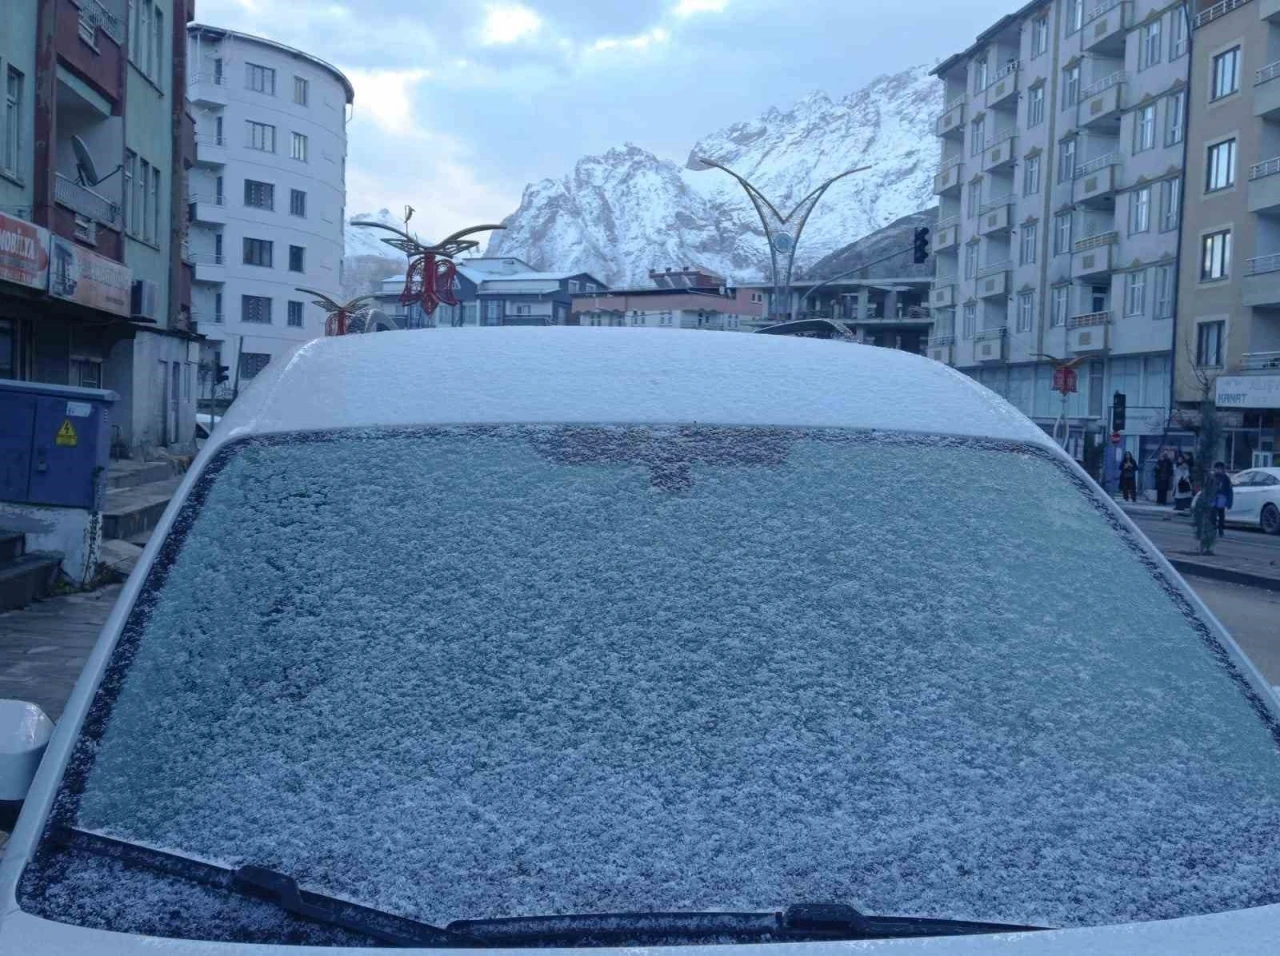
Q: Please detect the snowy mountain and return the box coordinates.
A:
[485,65,942,286]
[346,208,411,260]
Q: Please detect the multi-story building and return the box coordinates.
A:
[185,24,352,391]
[931,0,1191,466]
[762,276,934,348]
[1174,0,1280,469]
[573,268,764,331]
[1,0,198,456]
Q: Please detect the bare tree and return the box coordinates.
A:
[1177,340,1224,488]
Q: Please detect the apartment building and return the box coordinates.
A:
[931,0,1191,463]
[574,268,764,331]
[185,24,352,393]
[0,0,198,456]
[1174,0,1280,469]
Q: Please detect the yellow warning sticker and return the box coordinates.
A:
[55,419,78,447]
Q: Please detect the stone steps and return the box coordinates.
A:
[101,476,185,541]
[0,531,62,611]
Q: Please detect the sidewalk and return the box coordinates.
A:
[1117,502,1280,592]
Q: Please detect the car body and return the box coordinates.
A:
[3,328,1280,955]
[1226,467,1280,534]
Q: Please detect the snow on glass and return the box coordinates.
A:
[32,427,1280,939]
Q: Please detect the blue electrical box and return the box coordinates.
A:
[0,379,118,510]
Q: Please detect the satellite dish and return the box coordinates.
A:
[72,135,100,186]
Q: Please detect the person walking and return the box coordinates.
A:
[1119,451,1139,503]
[1173,454,1193,513]
[1210,461,1234,537]
[1154,451,1173,506]
[1191,480,1218,555]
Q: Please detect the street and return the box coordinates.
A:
[1128,510,1280,574]
[1189,579,1280,685]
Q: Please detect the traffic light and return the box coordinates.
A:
[215,364,229,385]
[1112,391,1127,432]
[912,227,931,264]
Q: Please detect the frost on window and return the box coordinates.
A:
[21,427,1280,941]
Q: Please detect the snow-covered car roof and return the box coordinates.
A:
[210,327,1052,448]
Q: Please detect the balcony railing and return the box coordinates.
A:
[938,154,963,173]
[1067,310,1111,329]
[1258,60,1280,86]
[197,134,226,147]
[979,193,1015,215]
[937,94,965,121]
[78,0,124,46]
[1248,254,1280,275]
[934,274,958,285]
[936,214,960,230]
[1194,0,1246,28]
[1079,71,1127,102]
[985,129,1017,148]
[54,173,120,228]
[191,253,226,265]
[928,333,956,346]
[974,326,1008,341]
[189,193,226,206]
[1240,351,1280,371]
[986,61,1019,88]
[191,72,227,87]
[1074,152,1121,179]
[1085,0,1122,24]
[1252,156,1280,180]
[1075,231,1118,252]
[977,259,1013,278]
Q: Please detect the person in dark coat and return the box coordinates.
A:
[1173,454,1193,512]
[1154,451,1174,506]
[1119,451,1139,503]
[1211,461,1234,536]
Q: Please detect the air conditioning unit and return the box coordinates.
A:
[131,279,160,321]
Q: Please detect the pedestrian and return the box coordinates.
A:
[1210,460,1234,537]
[1191,480,1217,555]
[1173,455,1193,512]
[1154,451,1174,506]
[1119,451,1139,503]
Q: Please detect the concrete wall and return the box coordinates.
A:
[0,1,38,216]
[0,501,98,585]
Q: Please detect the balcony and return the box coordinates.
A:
[934,157,963,196]
[926,335,955,365]
[1066,311,1111,354]
[982,133,1017,172]
[1072,240,1115,279]
[978,197,1013,236]
[1243,255,1280,307]
[1256,62,1280,121]
[1194,0,1246,27]
[1078,75,1125,129]
[192,254,227,284]
[974,327,1008,363]
[193,310,225,327]
[189,194,227,225]
[1073,154,1120,207]
[1083,0,1130,55]
[1250,157,1280,214]
[1240,351,1280,371]
[190,72,229,108]
[984,63,1019,111]
[1264,0,1280,22]
[931,283,956,308]
[935,216,960,252]
[936,97,965,138]
[976,262,1012,298]
[54,173,120,230]
[195,133,227,166]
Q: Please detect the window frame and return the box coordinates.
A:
[1024,154,1041,195]
[1061,64,1080,110]
[246,62,277,96]
[243,237,274,269]
[1139,18,1162,71]
[4,66,24,179]
[1050,285,1069,327]
[241,295,273,325]
[1196,320,1225,367]
[1205,138,1236,193]
[1165,90,1185,146]
[246,120,276,153]
[288,245,306,273]
[293,76,309,107]
[1053,211,1073,256]
[1016,291,1035,332]
[1057,137,1076,183]
[1200,229,1232,282]
[1134,104,1157,153]
[1154,263,1175,319]
[1020,221,1038,265]
[1129,185,1152,235]
[291,131,309,162]
[243,179,275,211]
[1211,47,1241,101]
[1027,85,1045,128]
[1124,269,1147,317]
[1159,178,1181,233]
[290,188,307,218]
[287,300,304,328]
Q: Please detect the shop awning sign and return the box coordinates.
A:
[0,210,51,291]
[48,235,131,317]
[1215,375,1280,410]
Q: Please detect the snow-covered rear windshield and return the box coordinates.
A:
[22,425,1280,941]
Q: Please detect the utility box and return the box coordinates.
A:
[0,379,118,510]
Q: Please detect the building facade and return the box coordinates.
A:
[185,24,352,393]
[574,268,765,331]
[760,277,934,348]
[1174,0,1280,469]
[932,0,1191,466]
[1,0,198,457]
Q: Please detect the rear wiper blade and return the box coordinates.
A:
[449,902,1047,946]
[47,825,481,948]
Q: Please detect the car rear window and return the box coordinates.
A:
[21,425,1280,941]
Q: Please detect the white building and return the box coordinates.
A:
[184,24,353,390]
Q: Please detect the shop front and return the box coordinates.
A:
[1216,374,1280,469]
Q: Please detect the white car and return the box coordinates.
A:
[3,328,1280,955]
[1226,467,1280,534]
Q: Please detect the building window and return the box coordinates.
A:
[1023,154,1041,195]
[1139,18,1162,71]
[971,115,985,156]
[514,304,532,316]
[246,62,276,95]
[1067,0,1083,32]
[287,300,304,327]
[968,180,982,219]
[1159,178,1181,232]
[291,132,308,162]
[1134,103,1156,153]
[293,76,309,106]
[129,0,164,82]
[288,245,305,272]
[290,188,307,217]
[1129,186,1151,234]
[239,352,270,379]
[1154,264,1174,318]
[1061,64,1080,109]
[1020,221,1038,264]
[139,160,154,243]
[214,291,223,323]
[1171,4,1188,58]
[246,120,276,152]
[1053,211,1072,255]
[1196,321,1224,367]
[124,150,136,235]
[1124,270,1147,316]
[1165,91,1185,146]
[1201,230,1232,281]
[3,67,23,178]
[1027,85,1044,128]
[973,56,988,94]
[1031,16,1048,57]
[150,165,160,243]
[1050,286,1068,327]
[243,238,273,267]
[1206,139,1236,192]
[1211,47,1240,101]
[241,295,272,324]
[962,303,976,339]
[1016,291,1034,332]
[244,179,275,210]
[1057,137,1076,183]
[964,243,978,279]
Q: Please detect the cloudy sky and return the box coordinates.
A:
[198,0,1017,240]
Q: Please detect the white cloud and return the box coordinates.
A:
[341,68,431,133]
[589,26,671,52]
[673,0,728,16]
[479,3,543,45]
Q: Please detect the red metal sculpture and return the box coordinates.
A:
[295,290,378,336]
[350,220,505,317]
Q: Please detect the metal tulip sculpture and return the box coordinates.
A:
[350,219,506,318]
[296,290,378,336]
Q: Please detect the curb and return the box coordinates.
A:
[1168,558,1280,593]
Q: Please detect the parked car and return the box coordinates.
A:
[3,328,1280,955]
[1226,467,1280,534]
